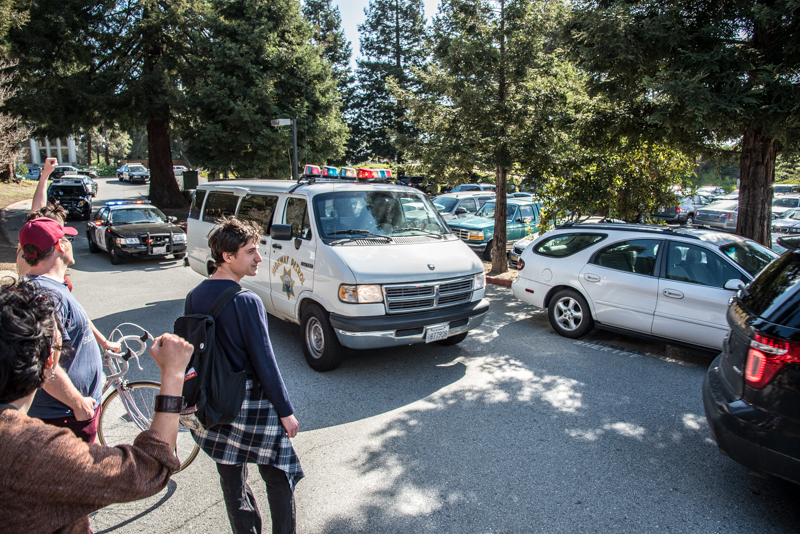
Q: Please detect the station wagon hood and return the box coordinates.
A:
[333,239,483,284]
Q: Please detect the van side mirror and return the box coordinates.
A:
[724,279,746,291]
[271,224,292,241]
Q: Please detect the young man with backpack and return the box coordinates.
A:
[184,216,303,534]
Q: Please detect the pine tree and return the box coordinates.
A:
[568,0,800,245]
[178,0,347,177]
[350,0,427,163]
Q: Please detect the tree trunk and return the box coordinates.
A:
[87,131,92,166]
[491,165,509,273]
[736,128,776,245]
[147,113,186,208]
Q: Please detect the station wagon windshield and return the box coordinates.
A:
[110,208,167,225]
[313,191,448,240]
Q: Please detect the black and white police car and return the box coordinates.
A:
[86,200,187,265]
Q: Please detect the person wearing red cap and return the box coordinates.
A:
[18,217,106,443]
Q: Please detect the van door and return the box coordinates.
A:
[235,193,279,312]
[269,196,316,321]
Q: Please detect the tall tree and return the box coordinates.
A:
[0,61,31,181]
[395,0,576,272]
[350,0,427,163]
[179,0,347,177]
[568,0,800,245]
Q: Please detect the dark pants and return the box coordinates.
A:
[216,462,296,534]
[40,404,101,444]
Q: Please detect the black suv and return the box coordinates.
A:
[47,182,92,220]
[703,235,800,485]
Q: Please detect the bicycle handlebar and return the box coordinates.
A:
[103,325,154,382]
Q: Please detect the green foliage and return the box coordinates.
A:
[537,142,696,230]
[349,0,427,163]
[776,154,800,183]
[95,164,118,177]
[178,0,347,177]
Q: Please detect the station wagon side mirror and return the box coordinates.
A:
[724,279,746,291]
[271,224,292,241]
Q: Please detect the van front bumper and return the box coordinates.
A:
[329,299,490,349]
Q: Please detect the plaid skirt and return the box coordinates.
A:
[191,380,304,490]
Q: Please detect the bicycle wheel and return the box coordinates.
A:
[98,381,200,473]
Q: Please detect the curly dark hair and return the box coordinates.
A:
[0,278,59,404]
[25,201,67,225]
[208,216,262,267]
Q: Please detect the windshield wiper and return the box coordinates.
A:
[328,229,390,239]
[392,227,444,238]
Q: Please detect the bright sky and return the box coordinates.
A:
[333,0,438,65]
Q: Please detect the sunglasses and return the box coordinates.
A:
[60,235,74,243]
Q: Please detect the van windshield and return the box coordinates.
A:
[313,191,449,239]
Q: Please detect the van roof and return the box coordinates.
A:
[196,179,426,197]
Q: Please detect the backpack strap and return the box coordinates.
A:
[208,285,247,320]
[184,287,196,315]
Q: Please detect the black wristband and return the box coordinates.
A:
[154,395,184,413]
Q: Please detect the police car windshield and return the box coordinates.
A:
[49,185,84,196]
[313,191,448,240]
[110,208,167,225]
[128,165,147,173]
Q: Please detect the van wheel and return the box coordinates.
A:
[548,289,593,338]
[436,332,468,346]
[301,304,345,372]
[482,240,493,261]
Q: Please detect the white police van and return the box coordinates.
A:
[186,170,489,371]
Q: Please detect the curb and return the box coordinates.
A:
[486,276,512,287]
[0,199,30,247]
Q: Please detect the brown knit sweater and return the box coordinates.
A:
[0,407,181,534]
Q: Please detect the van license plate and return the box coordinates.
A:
[152,246,167,255]
[426,324,449,343]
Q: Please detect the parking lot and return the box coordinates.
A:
[4,178,799,533]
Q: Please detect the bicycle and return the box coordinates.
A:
[96,323,200,473]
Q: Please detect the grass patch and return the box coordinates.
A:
[0,180,42,210]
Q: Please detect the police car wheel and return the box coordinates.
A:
[108,239,124,265]
[301,304,344,372]
[87,231,99,253]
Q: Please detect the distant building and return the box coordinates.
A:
[25,136,77,165]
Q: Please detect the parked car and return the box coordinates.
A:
[50,165,81,180]
[712,190,739,201]
[771,194,800,219]
[117,164,150,183]
[697,186,726,196]
[432,192,495,221]
[771,208,800,236]
[86,200,186,265]
[75,169,98,180]
[24,166,40,180]
[46,182,92,220]
[772,183,800,195]
[511,223,777,351]
[448,198,541,261]
[703,236,800,485]
[451,183,496,193]
[694,199,739,231]
[54,174,98,196]
[651,194,711,225]
[173,165,188,176]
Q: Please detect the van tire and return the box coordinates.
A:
[301,304,345,372]
[436,332,468,346]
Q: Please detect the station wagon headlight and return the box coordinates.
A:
[468,230,484,241]
[172,233,186,242]
[116,237,140,245]
[474,271,486,290]
[339,284,383,304]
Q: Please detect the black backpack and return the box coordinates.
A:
[174,285,250,430]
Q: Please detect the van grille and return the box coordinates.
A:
[383,276,474,314]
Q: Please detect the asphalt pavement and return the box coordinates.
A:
[2,178,798,533]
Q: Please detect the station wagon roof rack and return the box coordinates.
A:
[554,222,715,240]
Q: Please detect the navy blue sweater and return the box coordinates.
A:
[189,279,293,418]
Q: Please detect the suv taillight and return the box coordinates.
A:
[676,206,682,213]
[744,333,800,389]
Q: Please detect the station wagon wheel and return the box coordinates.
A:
[301,304,345,372]
[547,289,594,338]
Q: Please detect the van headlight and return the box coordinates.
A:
[116,237,139,245]
[473,271,486,290]
[339,284,383,304]
[468,230,485,241]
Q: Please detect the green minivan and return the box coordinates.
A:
[447,198,541,260]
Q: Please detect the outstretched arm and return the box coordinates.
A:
[31,157,58,213]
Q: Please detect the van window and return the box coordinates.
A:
[202,191,239,223]
[237,194,278,234]
[189,189,206,220]
[285,197,312,240]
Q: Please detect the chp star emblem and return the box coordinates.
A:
[281,267,295,299]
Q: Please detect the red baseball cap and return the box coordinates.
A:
[19,217,78,258]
